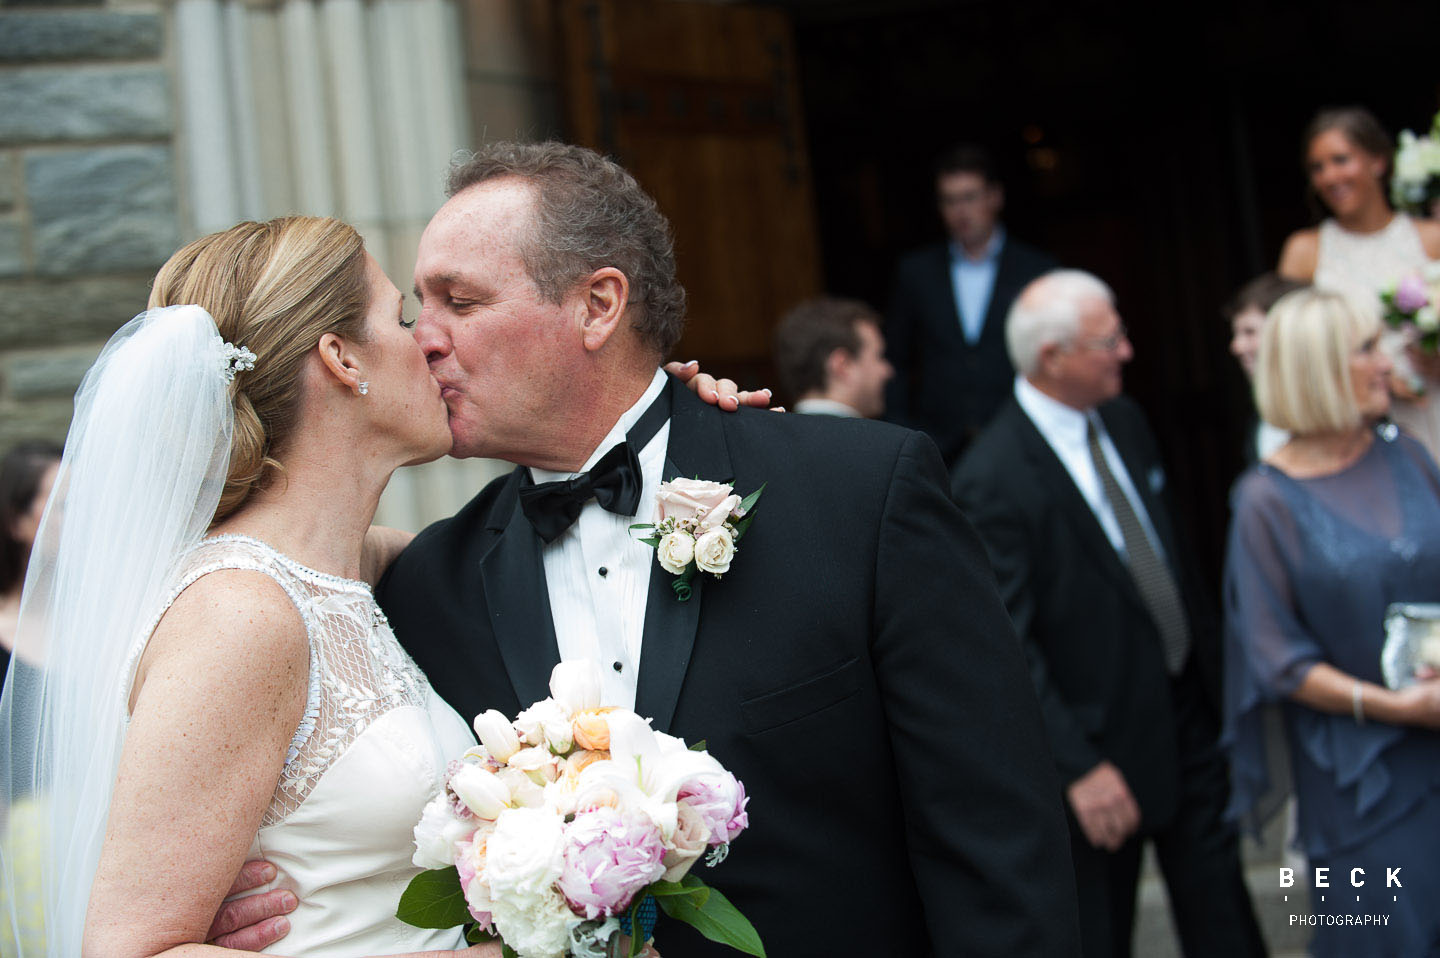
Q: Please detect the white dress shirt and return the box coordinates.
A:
[794,397,860,417]
[530,369,670,708]
[1013,376,1167,562]
[950,226,1005,344]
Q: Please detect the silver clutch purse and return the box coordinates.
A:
[1381,602,1440,689]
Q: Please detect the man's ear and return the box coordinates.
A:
[1036,339,1066,379]
[825,346,853,386]
[317,332,364,394]
[580,267,630,352]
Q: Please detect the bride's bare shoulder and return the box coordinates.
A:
[133,569,309,713]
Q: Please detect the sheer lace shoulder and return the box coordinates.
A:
[129,534,433,826]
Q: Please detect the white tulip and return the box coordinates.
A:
[548,659,604,716]
[449,764,512,821]
[473,709,521,762]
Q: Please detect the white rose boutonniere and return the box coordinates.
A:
[631,479,764,600]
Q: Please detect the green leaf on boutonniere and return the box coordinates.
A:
[731,483,765,540]
[396,866,469,928]
[655,874,765,956]
[672,567,696,601]
[689,739,707,751]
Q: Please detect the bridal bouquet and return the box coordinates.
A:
[398,661,763,958]
[1392,110,1440,216]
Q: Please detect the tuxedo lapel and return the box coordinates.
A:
[925,246,966,347]
[1009,404,1146,607]
[634,381,732,733]
[477,470,562,708]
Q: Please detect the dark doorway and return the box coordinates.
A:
[777,0,1440,580]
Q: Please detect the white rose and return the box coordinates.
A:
[661,800,711,881]
[490,887,574,958]
[450,764,512,821]
[412,791,475,869]
[509,745,562,785]
[1419,305,1440,333]
[548,660,603,716]
[473,709,521,762]
[693,526,736,575]
[497,764,547,808]
[485,807,566,900]
[515,697,574,753]
[656,530,695,575]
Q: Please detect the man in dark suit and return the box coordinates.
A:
[380,142,1080,956]
[886,144,1057,467]
[772,295,893,417]
[951,270,1263,958]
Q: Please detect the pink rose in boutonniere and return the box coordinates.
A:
[632,479,764,600]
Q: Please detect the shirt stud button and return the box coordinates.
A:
[612,661,623,673]
[598,566,609,577]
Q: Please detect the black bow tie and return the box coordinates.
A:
[518,380,672,544]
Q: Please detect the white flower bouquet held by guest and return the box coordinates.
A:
[399,660,760,958]
[1391,110,1440,218]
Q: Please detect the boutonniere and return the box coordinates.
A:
[631,478,764,601]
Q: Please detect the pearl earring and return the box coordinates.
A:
[358,381,369,396]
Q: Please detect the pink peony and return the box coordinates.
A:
[1397,274,1431,314]
[557,807,666,919]
[678,773,749,845]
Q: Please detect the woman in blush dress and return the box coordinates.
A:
[1224,289,1440,957]
[1278,106,1440,458]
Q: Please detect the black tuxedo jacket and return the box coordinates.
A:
[885,236,1057,467]
[379,379,1081,957]
[951,396,1222,830]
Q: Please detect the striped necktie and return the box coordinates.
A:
[1086,418,1190,674]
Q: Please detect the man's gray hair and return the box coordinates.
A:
[446,141,688,357]
[1005,269,1115,376]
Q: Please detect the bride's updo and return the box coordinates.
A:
[147,216,371,520]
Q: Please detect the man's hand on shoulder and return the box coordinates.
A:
[1066,760,1141,852]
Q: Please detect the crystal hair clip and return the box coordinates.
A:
[217,338,258,383]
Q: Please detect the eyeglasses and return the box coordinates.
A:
[1070,324,1129,353]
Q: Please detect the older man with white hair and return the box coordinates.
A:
[952,270,1263,958]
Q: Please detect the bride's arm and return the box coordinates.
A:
[83,571,309,958]
[85,571,500,958]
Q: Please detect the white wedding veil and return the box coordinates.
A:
[0,305,236,956]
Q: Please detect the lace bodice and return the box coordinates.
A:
[136,534,434,825]
[128,534,475,954]
[1314,213,1429,306]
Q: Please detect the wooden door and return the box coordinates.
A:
[556,0,822,385]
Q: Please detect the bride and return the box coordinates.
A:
[0,216,713,956]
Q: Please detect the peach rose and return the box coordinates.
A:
[572,706,618,751]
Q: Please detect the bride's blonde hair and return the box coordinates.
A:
[148,216,370,520]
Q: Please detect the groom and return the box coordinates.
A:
[384,142,1078,956]
[222,141,1080,955]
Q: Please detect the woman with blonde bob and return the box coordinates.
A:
[1223,289,1440,956]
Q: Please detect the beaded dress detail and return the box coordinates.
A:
[132,534,474,955]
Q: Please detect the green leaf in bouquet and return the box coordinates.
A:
[645,878,708,902]
[655,875,765,956]
[396,866,470,929]
[502,945,520,958]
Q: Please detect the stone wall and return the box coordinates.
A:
[0,6,177,452]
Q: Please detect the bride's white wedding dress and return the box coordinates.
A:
[131,534,474,955]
